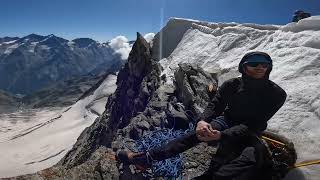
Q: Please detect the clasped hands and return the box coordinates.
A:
[196,120,221,142]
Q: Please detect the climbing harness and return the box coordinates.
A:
[262,134,320,169]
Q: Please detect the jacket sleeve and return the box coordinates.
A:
[200,79,234,122]
[220,124,250,140]
[260,84,287,126]
[221,83,287,140]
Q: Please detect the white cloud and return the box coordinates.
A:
[109,33,155,60]
[144,33,155,43]
[109,36,131,60]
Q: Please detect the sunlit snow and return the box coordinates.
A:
[4,43,20,54]
[160,16,320,180]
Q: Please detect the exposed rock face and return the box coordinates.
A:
[174,63,218,116]
[11,33,218,179]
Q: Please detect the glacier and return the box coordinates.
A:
[0,75,117,177]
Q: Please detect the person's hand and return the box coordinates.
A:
[196,120,221,141]
[196,120,212,136]
[208,83,216,93]
[208,130,221,141]
[196,120,214,141]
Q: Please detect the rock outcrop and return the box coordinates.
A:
[173,63,218,116]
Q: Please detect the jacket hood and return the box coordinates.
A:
[238,51,273,77]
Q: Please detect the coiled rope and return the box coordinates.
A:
[121,103,196,179]
[134,123,194,178]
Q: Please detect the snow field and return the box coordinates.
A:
[160,16,320,180]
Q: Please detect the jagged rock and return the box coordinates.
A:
[165,101,191,129]
[57,32,161,169]
[121,114,151,140]
[174,63,218,117]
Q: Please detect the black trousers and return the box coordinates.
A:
[148,121,271,180]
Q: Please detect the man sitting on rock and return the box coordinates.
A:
[117,51,287,180]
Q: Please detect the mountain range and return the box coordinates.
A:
[0,34,122,95]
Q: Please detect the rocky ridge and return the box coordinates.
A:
[11,32,218,179]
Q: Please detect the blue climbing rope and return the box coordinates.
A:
[121,103,197,179]
[132,123,194,179]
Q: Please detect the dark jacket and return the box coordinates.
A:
[201,76,287,140]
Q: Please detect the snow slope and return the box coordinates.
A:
[159,16,320,180]
[0,75,117,178]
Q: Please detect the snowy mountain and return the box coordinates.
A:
[0,34,122,95]
[1,16,320,179]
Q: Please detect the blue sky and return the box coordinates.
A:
[1,0,319,42]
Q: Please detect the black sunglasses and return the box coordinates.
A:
[245,62,270,68]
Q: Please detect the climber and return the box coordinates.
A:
[292,10,311,22]
[117,51,287,180]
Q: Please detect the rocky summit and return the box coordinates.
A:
[11,33,219,179]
